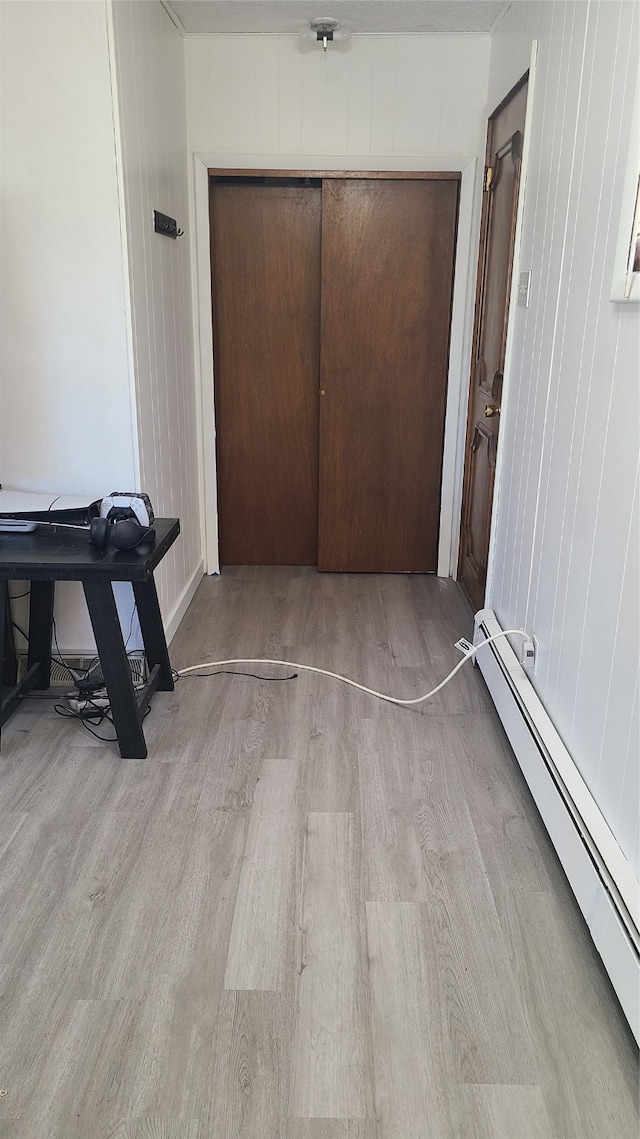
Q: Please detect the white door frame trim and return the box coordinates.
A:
[191,153,482,576]
[485,42,539,605]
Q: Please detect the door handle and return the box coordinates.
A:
[484,404,500,418]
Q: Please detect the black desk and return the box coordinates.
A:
[0,518,180,758]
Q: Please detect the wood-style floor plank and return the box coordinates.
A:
[105,1123,201,1139]
[287,1122,379,1138]
[451,1085,552,1139]
[205,991,291,1138]
[415,803,538,1086]
[222,797,298,992]
[408,740,538,1085]
[223,722,301,991]
[365,900,452,1138]
[493,884,639,1138]
[440,711,556,894]
[0,567,636,1139]
[290,813,373,1120]
[357,718,427,903]
[303,686,362,815]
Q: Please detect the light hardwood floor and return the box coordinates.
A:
[0,567,637,1138]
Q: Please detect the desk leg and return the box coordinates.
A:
[0,581,6,699]
[82,579,147,759]
[133,578,174,691]
[28,581,54,689]
[2,582,18,689]
[0,583,4,748]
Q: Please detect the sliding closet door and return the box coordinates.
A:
[210,181,321,565]
[318,178,459,572]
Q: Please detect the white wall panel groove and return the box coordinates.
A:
[185,33,491,159]
[111,0,203,636]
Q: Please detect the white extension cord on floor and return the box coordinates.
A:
[176,629,529,708]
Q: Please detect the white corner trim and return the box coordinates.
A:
[191,152,481,577]
[192,155,219,574]
[104,0,142,490]
[485,41,538,603]
[159,0,187,37]
[440,155,482,578]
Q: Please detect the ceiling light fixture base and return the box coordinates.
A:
[311,16,338,50]
[298,16,351,53]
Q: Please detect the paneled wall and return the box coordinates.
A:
[0,0,137,650]
[0,1,135,492]
[486,1,639,875]
[110,0,203,637]
[185,33,491,158]
[1,0,202,650]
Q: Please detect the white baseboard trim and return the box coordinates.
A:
[164,560,204,647]
[474,608,639,1044]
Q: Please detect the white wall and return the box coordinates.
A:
[486,1,639,877]
[185,33,490,158]
[110,0,203,640]
[0,1,136,494]
[0,0,138,650]
[1,0,202,653]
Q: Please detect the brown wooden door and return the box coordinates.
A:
[318,178,459,572]
[211,174,459,571]
[459,78,528,610]
[210,180,321,565]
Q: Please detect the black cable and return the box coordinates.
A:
[124,601,137,651]
[51,614,61,658]
[19,616,132,686]
[50,605,138,685]
[8,613,99,697]
[8,589,31,600]
[54,698,150,744]
[10,595,148,740]
[55,698,109,725]
[12,601,140,684]
[179,669,298,682]
[78,720,118,743]
[51,616,95,683]
[77,702,119,743]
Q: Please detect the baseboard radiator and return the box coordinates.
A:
[17,652,147,687]
[474,608,639,1043]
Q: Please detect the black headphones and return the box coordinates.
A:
[89,513,155,551]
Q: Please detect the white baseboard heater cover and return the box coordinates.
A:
[474,608,639,1044]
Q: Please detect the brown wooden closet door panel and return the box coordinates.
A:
[318,178,459,572]
[210,182,321,565]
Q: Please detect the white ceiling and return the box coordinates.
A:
[164,0,510,35]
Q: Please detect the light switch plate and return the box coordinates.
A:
[517,270,532,307]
